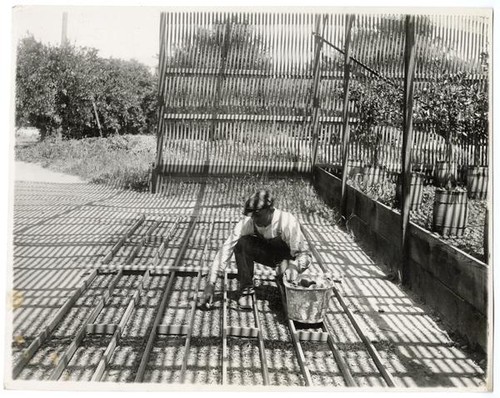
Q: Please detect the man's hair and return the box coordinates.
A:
[243,189,274,215]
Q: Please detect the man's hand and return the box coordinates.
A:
[284,262,299,282]
[296,255,311,273]
[197,282,215,309]
[284,267,298,282]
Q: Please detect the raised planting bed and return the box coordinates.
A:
[312,166,489,352]
[326,166,487,263]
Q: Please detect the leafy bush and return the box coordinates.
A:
[231,175,342,225]
[412,68,489,188]
[15,36,157,139]
[347,78,403,167]
[347,173,396,207]
[15,134,156,190]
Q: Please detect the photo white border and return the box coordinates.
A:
[2,1,497,397]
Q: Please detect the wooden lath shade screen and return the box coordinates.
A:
[154,12,489,178]
[155,12,323,177]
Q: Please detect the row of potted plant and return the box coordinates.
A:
[415,69,488,237]
[333,160,485,236]
[337,59,488,238]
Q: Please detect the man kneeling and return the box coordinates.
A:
[197,189,312,309]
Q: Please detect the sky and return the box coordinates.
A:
[9,3,495,71]
[12,6,162,69]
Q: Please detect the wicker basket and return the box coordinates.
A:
[283,277,333,323]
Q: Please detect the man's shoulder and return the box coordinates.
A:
[239,216,254,229]
[275,209,299,224]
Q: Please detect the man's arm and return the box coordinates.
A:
[283,213,312,272]
[207,218,251,284]
[198,218,252,307]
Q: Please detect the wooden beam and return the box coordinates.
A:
[180,220,215,383]
[49,271,123,381]
[322,321,357,387]
[163,113,351,123]
[340,15,355,219]
[124,218,161,265]
[134,270,176,382]
[251,292,270,385]
[295,330,329,342]
[226,326,260,338]
[91,270,151,381]
[401,15,417,285]
[153,12,168,193]
[86,323,118,335]
[221,271,229,385]
[301,224,397,387]
[208,17,232,144]
[179,270,202,381]
[276,278,313,386]
[12,269,98,379]
[157,324,190,336]
[150,217,181,267]
[101,215,146,265]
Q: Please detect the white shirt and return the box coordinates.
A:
[208,209,311,284]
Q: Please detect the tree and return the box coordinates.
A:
[169,16,272,71]
[349,77,403,167]
[15,36,60,138]
[415,69,488,182]
[15,36,157,139]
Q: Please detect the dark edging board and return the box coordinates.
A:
[312,166,488,352]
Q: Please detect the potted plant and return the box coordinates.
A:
[463,73,489,199]
[416,71,475,237]
[394,170,425,212]
[349,79,402,188]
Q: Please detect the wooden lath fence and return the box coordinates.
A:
[153,11,489,184]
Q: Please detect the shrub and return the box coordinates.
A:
[15,134,156,191]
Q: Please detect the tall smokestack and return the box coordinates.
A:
[61,12,68,46]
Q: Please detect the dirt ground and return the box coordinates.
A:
[7,162,489,391]
[15,160,85,184]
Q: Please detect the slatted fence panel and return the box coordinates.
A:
[155,11,490,178]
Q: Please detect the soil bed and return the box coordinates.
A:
[344,173,487,262]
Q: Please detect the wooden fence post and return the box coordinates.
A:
[204,16,232,173]
[401,15,417,284]
[209,17,232,141]
[153,12,167,192]
[310,14,327,168]
[340,14,355,219]
[92,100,103,138]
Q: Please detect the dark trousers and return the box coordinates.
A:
[234,235,292,290]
